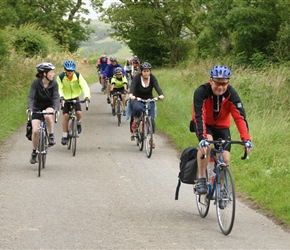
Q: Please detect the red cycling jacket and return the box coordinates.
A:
[192,82,251,142]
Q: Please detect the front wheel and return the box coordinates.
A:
[117,101,121,126]
[71,118,77,156]
[144,117,153,158]
[216,166,236,235]
[37,130,45,177]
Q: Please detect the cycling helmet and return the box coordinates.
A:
[209,65,232,79]
[140,62,152,70]
[114,67,123,74]
[36,62,55,72]
[110,55,117,62]
[63,60,76,71]
[100,54,106,58]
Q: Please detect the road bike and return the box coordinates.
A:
[63,100,88,156]
[194,139,248,235]
[29,111,57,177]
[112,91,125,126]
[134,97,158,158]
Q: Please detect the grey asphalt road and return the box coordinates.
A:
[1,82,290,249]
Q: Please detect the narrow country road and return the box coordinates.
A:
[0,82,290,249]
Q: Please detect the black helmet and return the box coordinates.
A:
[140,62,152,70]
[36,62,55,72]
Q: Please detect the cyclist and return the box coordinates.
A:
[27,62,60,164]
[56,60,91,146]
[192,65,253,195]
[96,54,110,91]
[129,62,164,148]
[130,55,140,78]
[124,58,132,80]
[110,67,128,116]
[103,55,126,104]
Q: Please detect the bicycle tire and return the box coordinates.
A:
[195,168,210,218]
[216,166,236,235]
[117,100,121,126]
[37,129,44,177]
[42,131,48,169]
[71,118,77,156]
[144,117,153,158]
[138,118,144,151]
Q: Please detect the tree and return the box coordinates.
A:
[101,0,195,66]
[0,0,104,52]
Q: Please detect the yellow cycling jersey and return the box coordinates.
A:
[111,75,128,89]
[56,72,91,99]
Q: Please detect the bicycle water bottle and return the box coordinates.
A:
[207,157,216,185]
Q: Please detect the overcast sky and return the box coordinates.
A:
[83,0,120,19]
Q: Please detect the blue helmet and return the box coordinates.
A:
[209,65,232,79]
[63,60,76,71]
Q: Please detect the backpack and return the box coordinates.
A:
[175,146,198,200]
[59,71,80,82]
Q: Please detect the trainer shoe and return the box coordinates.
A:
[195,178,208,194]
[61,137,68,145]
[30,152,37,164]
[48,135,56,146]
[77,122,82,134]
[107,97,111,104]
[123,111,126,116]
[112,108,116,116]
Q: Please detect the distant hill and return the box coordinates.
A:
[78,19,131,59]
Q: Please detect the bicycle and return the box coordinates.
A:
[112,91,125,126]
[62,100,89,156]
[134,97,158,158]
[194,139,248,235]
[29,111,57,177]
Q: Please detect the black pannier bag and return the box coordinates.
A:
[175,146,198,200]
[26,120,32,141]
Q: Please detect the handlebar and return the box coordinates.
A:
[61,99,89,111]
[136,97,159,103]
[28,110,58,123]
[200,139,249,160]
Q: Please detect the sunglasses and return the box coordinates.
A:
[66,70,74,72]
[213,79,229,87]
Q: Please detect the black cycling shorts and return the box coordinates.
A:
[206,125,231,152]
[62,98,82,114]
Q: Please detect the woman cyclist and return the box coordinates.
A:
[27,62,60,164]
[129,62,164,148]
[110,67,128,116]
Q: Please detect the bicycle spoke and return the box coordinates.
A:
[216,166,236,235]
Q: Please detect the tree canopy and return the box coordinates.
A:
[101,0,290,67]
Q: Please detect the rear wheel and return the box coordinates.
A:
[144,117,153,158]
[216,165,235,235]
[138,119,144,151]
[71,118,77,156]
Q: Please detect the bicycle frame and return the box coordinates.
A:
[30,111,56,177]
[195,139,248,235]
[135,97,158,158]
[112,91,124,126]
[63,100,88,156]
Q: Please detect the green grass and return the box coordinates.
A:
[1,57,290,228]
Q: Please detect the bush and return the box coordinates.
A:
[5,23,61,58]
